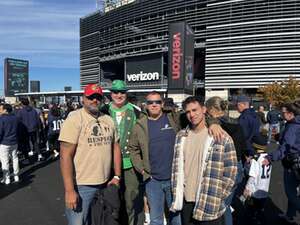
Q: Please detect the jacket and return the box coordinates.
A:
[268,115,300,161]
[170,127,237,221]
[239,108,261,156]
[267,109,282,124]
[0,114,19,145]
[219,116,247,161]
[17,106,40,132]
[128,111,181,181]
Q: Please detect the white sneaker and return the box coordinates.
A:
[38,154,44,161]
[28,151,34,156]
[14,175,19,183]
[4,177,10,185]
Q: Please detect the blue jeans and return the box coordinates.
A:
[268,123,280,143]
[145,178,181,225]
[224,161,244,225]
[65,185,99,225]
[284,169,300,218]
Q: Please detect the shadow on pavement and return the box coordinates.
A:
[0,154,59,200]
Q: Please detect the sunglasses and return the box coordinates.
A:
[112,90,127,94]
[146,100,162,105]
[86,94,103,101]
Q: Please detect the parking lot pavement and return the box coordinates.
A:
[0,143,299,225]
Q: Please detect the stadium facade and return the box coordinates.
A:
[80,0,300,97]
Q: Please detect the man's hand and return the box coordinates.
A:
[262,158,270,166]
[245,155,253,163]
[108,177,120,186]
[243,188,251,198]
[65,190,79,210]
[208,124,225,142]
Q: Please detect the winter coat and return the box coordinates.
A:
[238,108,261,156]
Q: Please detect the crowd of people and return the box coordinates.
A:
[0,98,75,184]
[1,80,300,225]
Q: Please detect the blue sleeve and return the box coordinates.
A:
[0,119,4,142]
[267,112,271,123]
[239,116,255,156]
[269,126,294,161]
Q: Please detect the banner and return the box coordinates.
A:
[168,22,194,94]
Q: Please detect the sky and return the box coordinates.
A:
[0,0,98,93]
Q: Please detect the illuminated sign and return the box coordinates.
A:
[4,58,29,97]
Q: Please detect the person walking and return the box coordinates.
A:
[59,84,122,225]
[47,105,64,158]
[0,104,20,184]
[17,98,43,161]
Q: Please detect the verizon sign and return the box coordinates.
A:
[171,32,182,80]
[168,22,194,94]
[127,71,160,82]
[125,54,162,84]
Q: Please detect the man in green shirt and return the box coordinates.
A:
[101,80,144,225]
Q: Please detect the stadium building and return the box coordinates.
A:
[80,0,300,98]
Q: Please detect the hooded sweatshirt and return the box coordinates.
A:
[268,115,300,161]
[0,114,18,145]
[239,108,261,156]
[17,106,40,133]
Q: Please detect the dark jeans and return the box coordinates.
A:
[19,130,40,158]
[182,201,225,225]
[284,169,300,218]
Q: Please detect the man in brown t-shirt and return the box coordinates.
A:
[59,84,121,225]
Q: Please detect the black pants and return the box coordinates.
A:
[48,133,60,152]
[182,201,225,225]
[19,130,40,158]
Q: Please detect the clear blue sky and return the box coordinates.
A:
[0,0,97,93]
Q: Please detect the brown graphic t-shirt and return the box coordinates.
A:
[59,108,119,185]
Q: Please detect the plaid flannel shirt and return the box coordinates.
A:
[170,127,237,221]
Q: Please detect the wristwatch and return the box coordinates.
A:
[113,175,121,180]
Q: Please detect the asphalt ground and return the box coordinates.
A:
[0,144,299,225]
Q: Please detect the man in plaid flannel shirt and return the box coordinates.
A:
[170,96,237,225]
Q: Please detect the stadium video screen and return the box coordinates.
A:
[4,58,29,97]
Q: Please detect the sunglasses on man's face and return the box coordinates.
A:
[86,94,103,101]
[112,90,127,94]
[146,100,162,105]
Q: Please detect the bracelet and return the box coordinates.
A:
[113,175,121,180]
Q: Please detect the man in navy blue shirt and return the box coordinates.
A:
[129,91,181,225]
[236,96,261,157]
[17,98,43,161]
[0,104,20,185]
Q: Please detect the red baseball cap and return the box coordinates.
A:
[84,84,103,96]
